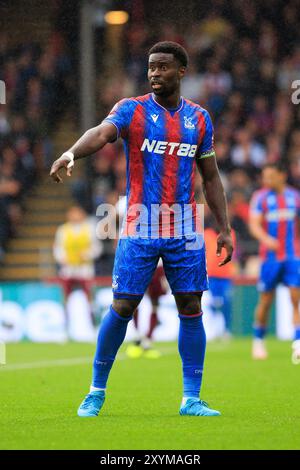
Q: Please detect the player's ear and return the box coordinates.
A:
[178,66,186,79]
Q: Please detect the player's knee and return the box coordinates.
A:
[260,299,272,309]
[112,298,140,317]
[174,293,202,316]
[290,296,300,309]
[260,292,274,308]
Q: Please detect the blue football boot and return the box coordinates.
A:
[180,398,221,416]
[77,390,105,417]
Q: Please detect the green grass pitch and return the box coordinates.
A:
[0,339,300,450]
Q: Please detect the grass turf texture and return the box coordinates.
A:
[0,339,300,450]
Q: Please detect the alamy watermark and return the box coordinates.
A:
[0,80,6,104]
[95,200,205,250]
[291,80,300,104]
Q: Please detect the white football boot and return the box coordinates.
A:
[252,338,268,360]
[291,340,300,365]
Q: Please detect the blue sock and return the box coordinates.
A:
[178,313,206,399]
[92,305,132,389]
[253,325,267,339]
[294,326,300,341]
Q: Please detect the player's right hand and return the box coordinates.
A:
[50,152,74,183]
[264,236,279,251]
[216,231,234,266]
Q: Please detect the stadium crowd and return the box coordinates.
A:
[1,0,300,275]
[0,31,71,259]
[87,0,300,273]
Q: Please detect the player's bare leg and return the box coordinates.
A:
[145,299,158,344]
[252,291,274,360]
[142,298,162,358]
[175,293,220,416]
[126,294,162,358]
[289,287,300,364]
[126,308,145,358]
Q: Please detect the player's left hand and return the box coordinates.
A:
[216,231,233,266]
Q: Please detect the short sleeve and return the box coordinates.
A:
[197,110,215,159]
[102,98,134,139]
[249,191,264,215]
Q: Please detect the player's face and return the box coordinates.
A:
[67,206,86,224]
[148,53,186,97]
[262,168,286,190]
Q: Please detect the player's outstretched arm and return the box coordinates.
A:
[50,122,117,183]
[197,155,233,266]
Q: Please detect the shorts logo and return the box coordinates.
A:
[184,116,195,129]
[112,275,119,289]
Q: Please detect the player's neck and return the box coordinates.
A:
[274,185,286,194]
[153,90,182,110]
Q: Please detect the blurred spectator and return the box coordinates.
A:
[0,107,10,136]
[231,128,266,171]
[92,152,116,209]
[181,63,203,101]
[0,32,72,257]
[289,159,300,190]
[53,205,103,292]
[202,59,232,115]
[249,95,274,137]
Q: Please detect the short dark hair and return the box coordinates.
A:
[262,161,287,173]
[148,41,189,67]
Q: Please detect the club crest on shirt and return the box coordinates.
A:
[151,113,159,123]
[112,275,119,289]
[184,116,195,129]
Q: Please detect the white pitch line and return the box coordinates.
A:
[0,356,94,371]
[0,347,177,372]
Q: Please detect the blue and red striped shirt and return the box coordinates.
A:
[250,187,300,261]
[103,93,214,237]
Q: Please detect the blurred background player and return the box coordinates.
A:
[204,210,237,338]
[126,260,168,359]
[115,180,168,359]
[115,195,168,359]
[249,163,300,363]
[53,205,102,314]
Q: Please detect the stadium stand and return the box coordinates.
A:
[1,0,300,279]
[90,0,300,274]
[0,0,78,280]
